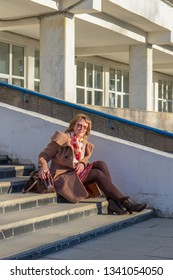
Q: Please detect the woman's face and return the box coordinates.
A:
[73,118,88,138]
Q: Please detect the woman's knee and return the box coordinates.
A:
[91,168,103,177]
[93,160,107,169]
[86,168,104,182]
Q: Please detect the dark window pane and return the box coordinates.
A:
[12,45,24,77]
[87,63,93,88]
[0,42,9,74]
[35,50,40,79]
[87,90,92,105]
[94,65,103,89]
[123,71,129,93]
[34,81,40,92]
[117,70,122,92]
[109,68,115,91]
[94,91,102,105]
[0,77,8,83]
[77,61,85,86]
[77,88,85,104]
[109,92,115,107]
[12,78,24,87]
[123,95,129,108]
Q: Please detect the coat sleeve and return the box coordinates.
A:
[38,140,59,171]
[80,142,94,166]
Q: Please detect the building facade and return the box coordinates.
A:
[1,0,173,115]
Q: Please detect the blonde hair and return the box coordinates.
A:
[65,114,92,137]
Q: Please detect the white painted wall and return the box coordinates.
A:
[1,102,173,217]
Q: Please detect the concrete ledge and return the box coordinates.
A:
[0,165,34,178]
[0,199,108,240]
[2,209,154,260]
[0,177,30,194]
[0,192,58,214]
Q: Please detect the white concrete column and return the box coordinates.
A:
[40,13,75,102]
[129,44,153,111]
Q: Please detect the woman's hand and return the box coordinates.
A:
[74,162,85,175]
[38,169,50,180]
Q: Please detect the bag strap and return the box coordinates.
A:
[22,178,38,193]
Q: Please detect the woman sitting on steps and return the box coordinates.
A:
[38,113,147,215]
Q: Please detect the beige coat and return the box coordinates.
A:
[38,131,101,203]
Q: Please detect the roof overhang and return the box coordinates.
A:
[0,0,173,75]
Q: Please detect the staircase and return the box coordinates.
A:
[0,159,154,260]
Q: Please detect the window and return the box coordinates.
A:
[109,68,129,108]
[12,45,24,77]
[12,45,24,87]
[0,42,9,75]
[0,41,24,87]
[76,60,129,108]
[0,77,8,82]
[86,63,93,87]
[77,61,85,87]
[158,80,173,112]
[76,60,103,106]
[34,49,40,92]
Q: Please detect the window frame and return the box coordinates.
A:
[109,68,129,109]
[156,78,173,112]
[0,40,25,88]
[76,60,104,106]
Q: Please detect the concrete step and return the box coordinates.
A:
[0,163,155,261]
[0,176,29,194]
[0,163,34,194]
[0,155,12,165]
[0,208,154,260]
[0,191,58,214]
[0,198,108,240]
[0,164,34,179]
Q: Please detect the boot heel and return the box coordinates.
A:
[107,199,128,215]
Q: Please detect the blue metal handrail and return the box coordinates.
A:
[1,81,173,138]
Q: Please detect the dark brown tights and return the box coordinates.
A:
[84,161,125,201]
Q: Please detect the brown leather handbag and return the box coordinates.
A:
[22,171,55,194]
